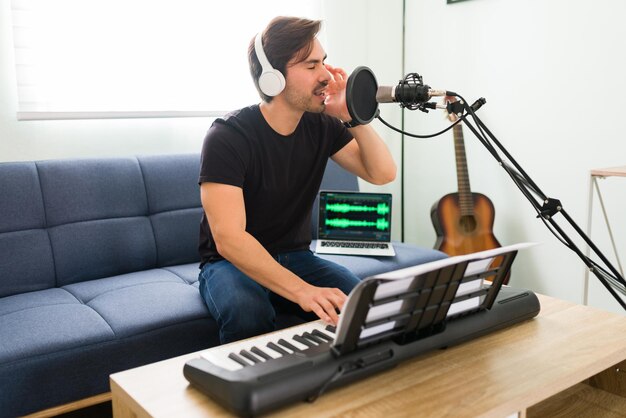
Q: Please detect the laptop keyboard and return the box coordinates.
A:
[320,241,390,250]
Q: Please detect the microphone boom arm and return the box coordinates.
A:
[456,98,626,310]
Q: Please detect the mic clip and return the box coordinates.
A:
[445,97,487,118]
[446,100,465,116]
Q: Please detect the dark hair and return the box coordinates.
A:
[248,16,322,102]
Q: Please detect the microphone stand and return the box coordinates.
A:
[450,97,626,310]
[377,94,626,310]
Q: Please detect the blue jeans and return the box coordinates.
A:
[198,250,360,344]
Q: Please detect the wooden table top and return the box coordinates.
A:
[590,166,626,177]
[110,293,626,418]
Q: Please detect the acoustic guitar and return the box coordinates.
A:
[430,112,509,283]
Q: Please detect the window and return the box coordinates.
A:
[10,0,322,120]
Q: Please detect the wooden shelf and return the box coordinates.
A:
[528,383,626,417]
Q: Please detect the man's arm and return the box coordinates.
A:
[201,182,346,324]
[323,65,397,184]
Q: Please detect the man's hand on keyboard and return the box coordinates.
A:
[294,285,346,326]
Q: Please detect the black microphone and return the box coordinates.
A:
[376,84,449,105]
[345,66,454,125]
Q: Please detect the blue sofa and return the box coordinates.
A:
[0,153,445,417]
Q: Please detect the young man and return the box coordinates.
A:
[198,16,396,344]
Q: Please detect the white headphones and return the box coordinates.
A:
[254,32,285,97]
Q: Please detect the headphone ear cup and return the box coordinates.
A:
[258,68,286,97]
[254,32,285,97]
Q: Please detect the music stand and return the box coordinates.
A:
[331,243,531,356]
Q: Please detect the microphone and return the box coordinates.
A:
[375,84,449,105]
[345,66,454,125]
[376,73,454,112]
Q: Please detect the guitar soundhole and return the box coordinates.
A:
[459,215,477,233]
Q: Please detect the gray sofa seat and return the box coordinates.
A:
[0,154,445,417]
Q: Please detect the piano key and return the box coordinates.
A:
[278,338,301,352]
[199,320,334,372]
[239,350,262,364]
[303,331,325,344]
[293,334,316,348]
[325,324,337,333]
[312,329,333,342]
[202,349,246,372]
[228,352,251,368]
[250,346,272,361]
[266,341,290,356]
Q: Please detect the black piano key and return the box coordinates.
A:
[312,329,334,342]
[293,334,316,348]
[277,338,301,352]
[239,349,262,364]
[267,341,290,356]
[303,331,325,344]
[250,346,272,361]
[228,352,250,368]
[325,324,336,333]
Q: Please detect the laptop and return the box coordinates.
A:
[314,191,395,257]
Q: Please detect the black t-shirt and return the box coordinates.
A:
[198,105,353,265]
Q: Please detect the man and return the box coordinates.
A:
[198,16,396,344]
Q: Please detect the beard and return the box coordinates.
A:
[283,84,327,114]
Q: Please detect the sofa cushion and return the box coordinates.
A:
[0,230,56,298]
[34,158,161,287]
[0,163,54,297]
[62,269,185,302]
[63,269,208,338]
[151,208,203,267]
[50,218,157,286]
[0,288,77,317]
[36,158,148,227]
[0,162,46,233]
[86,281,208,338]
[138,154,203,267]
[138,154,201,213]
[0,312,216,418]
[162,262,202,284]
[0,288,115,364]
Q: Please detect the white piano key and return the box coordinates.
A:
[199,320,332,372]
[201,349,246,371]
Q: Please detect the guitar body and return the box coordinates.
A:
[430,118,509,283]
[431,192,501,255]
[431,192,509,284]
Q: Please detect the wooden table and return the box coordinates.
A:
[110,293,626,417]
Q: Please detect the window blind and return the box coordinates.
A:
[10,0,322,120]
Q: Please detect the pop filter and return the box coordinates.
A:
[345,66,379,125]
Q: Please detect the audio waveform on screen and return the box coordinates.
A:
[325,202,390,216]
[325,217,390,231]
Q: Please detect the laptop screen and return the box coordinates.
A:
[318,191,392,242]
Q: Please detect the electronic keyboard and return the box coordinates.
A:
[184,286,540,417]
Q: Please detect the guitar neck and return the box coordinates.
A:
[453,124,474,216]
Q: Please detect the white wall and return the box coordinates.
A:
[403,0,626,314]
